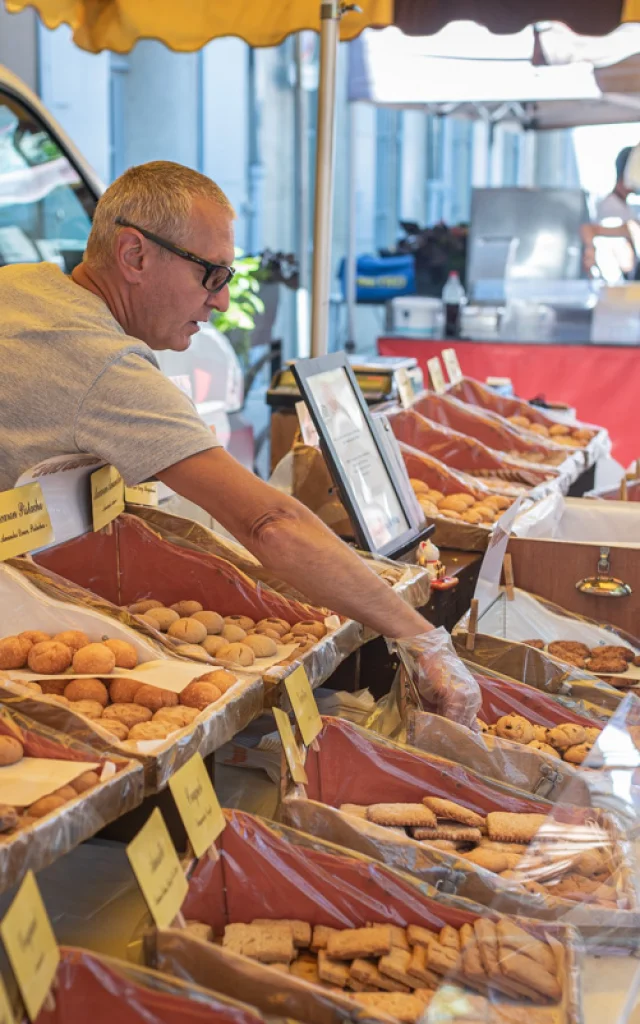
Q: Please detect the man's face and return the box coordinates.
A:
[134,198,235,352]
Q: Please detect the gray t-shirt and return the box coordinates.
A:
[0,262,219,489]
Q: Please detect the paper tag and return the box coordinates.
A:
[284,665,322,747]
[296,401,319,447]
[168,753,226,858]
[126,808,188,929]
[473,496,523,618]
[0,483,53,561]
[395,367,414,409]
[0,871,59,1022]
[91,465,124,532]
[427,357,446,394]
[442,348,462,385]
[273,707,309,784]
[0,977,14,1024]
[124,482,159,507]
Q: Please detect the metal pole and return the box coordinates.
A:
[295,33,311,358]
[345,99,358,352]
[310,1,340,357]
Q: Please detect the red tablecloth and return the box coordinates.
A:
[378,336,640,466]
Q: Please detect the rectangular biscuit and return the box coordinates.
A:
[290,956,320,984]
[252,918,311,948]
[496,920,557,974]
[440,925,462,951]
[367,922,409,950]
[426,940,460,976]
[352,992,426,1023]
[473,919,500,979]
[350,958,410,992]
[413,824,482,843]
[422,796,486,829]
[327,925,392,960]
[498,949,561,1003]
[185,921,213,942]
[407,924,436,949]
[487,812,547,844]
[310,924,339,951]
[339,803,369,819]
[317,949,350,987]
[367,803,437,828]
[378,947,419,989]
[406,944,441,988]
[222,923,294,963]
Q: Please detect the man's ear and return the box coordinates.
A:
[115,227,145,283]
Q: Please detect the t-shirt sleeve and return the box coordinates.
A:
[74,350,220,485]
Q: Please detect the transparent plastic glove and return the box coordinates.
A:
[388,626,482,731]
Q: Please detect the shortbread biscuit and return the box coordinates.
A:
[223,922,295,963]
[317,949,350,987]
[458,924,475,950]
[463,848,509,873]
[422,796,485,829]
[185,921,213,942]
[290,956,320,984]
[366,923,409,951]
[496,920,557,975]
[498,950,561,1002]
[473,919,500,979]
[378,947,418,989]
[350,959,410,993]
[352,992,425,1023]
[413,823,482,843]
[252,919,311,949]
[406,925,436,949]
[461,940,487,986]
[487,812,547,844]
[367,804,437,828]
[425,940,460,975]
[310,925,339,951]
[339,803,369,819]
[327,925,392,960]
[440,926,461,951]
[406,944,440,988]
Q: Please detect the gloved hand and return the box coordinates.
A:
[388,626,482,731]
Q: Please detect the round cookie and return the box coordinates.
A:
[201,635,228,657]
[532,724,548,743]
[0,736,23,766]
[548,640,590,660]
[564,742,593,765]
[134,684,179,711]
[99,719,129,741]
[527,740,560,758]
[153,706,201,728]
[549,423,570,437]
[128,722,171,741]
[19,630,51,645]
[71,771,100,793]
[103,639,139,669]
[192,669,236,694]
[495,714,534,745]
[53,630,90,653]
[460,510,485,525]
[141,608,180,632]
[0,636,32,670]
[417,498,439,518]
[547,723,587,752]
[439,509,462,520]
[216,642,255,667]
[256,618,289,637]
[190,611,224,635]
[438,494,471,513]
[103,703,153,728]
[410,479,430,495]
[28,640,72,674]
[72,644,116,676]
[128,599,164,615]
[28,795,66,818]
[224,614,255,632]
[593,645,634,662]
[584,726,601,744]
[180,681,222,711]
[170,600,203,617]
[249,627,281,642]
[64,678,109,706]
[54,785,78,802]
[167,618,208,644]
[109,677,143,703]
[523,639,545,650]
[292,621,326,640]
[588,655,628,674]
[68,699,105,720]
[220,624,247,643]
[243,634,277,658]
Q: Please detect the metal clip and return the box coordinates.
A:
[435,868,464,894]
[532,762,562,798]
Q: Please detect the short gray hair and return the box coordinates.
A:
[85,160,235,269]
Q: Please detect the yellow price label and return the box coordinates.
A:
[124,482,159,507]
[284,665,322,747]
[91,465,125,532]
[168,753,226,858]
[0,871,59,1022]
[427,357,447,394]
[0,483,53,562]
[126,808,188,929]
[0,976,14,1024]
[273,707,309,785]
[441,348,462,385]
[396,367,414,410]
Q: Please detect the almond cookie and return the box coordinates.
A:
[28,640,72,674]
[327,925,393,960]
[527,740,560,758]
[216,642,255,667]
[547,723,586,752]
[406,944,440,988]
[72,643,116,676]
[190,611,224,635]
[127,721,171,741]
[153,706,200,728]
[422,796,485,829]
[292,620,326,640]
[109,677,142,703]
[99,719,130,741]
[367,803,437,828]
[462,848,509,873]
[563,742,593,765]
[179,681,221,711]
[69,699,104,720]
[224,614,255,632]
[0,736,23,766]
[251,919,311,948]
[413,823,482,843]
[103,703,152,728]
[495,714,534,745]
[64,678,109,706]
[377,948,417,989]
[486,812,547,843]
[223,922,294,964]
[142,608,180,632]
[243,634,277,658]
[201,635,228,657]
[134,684,179,711]
[128,599,164,615]
[192,670,237,694]
[103,639,139,669]
[53,630,90,653]
[167,618,208,644]
[170,600,204,617]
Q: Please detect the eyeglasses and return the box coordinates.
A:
[114,217,235,294]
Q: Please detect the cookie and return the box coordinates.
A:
[99,719,129,741]
[592,645,634,662]
[486,812,547,844]
[290,956,319,984]
[527,740,560,758]
[142,608,180,632]
[352,992,425,1022]
[440,926,461,951]
[220,624,247,644]
[127,722,171,741]
[71,771,100,793]
[406,925,436,949]
[317,949,350,987]
[223,922,294,964]
[28,795,66,818]
[0,736,23,766]
[563,742,593,764]
[128,600,164,615]
[52,630,90,653]
[339,803,369,819]
[190,611,224,635]
[216,642,255,667]
[349,960,410,993]
[69,699,104,720]
[243,634,277,658]
[473,919,500,979]
[406,944,441,988]
[523,640,545,650]
[378,947,417,989]
[547,724,586,752]
[168,618,208,644]
[367,804,436,828]
[109,677,143,703]
[252,919,311,949]
[103,703,152,728]
[19,630,51,645]
[310,925,339,952]
[498,950,560,1002]
[103,639,139,669]
[179,681,222,711]
[425,940,460,975]
[326,925,392,960]
[72,644,116,676]
[64,678,109,706]
[462,848,509,873]
[184,921,214,942]
[413,823,482,843]
[170,601,204,617]
[224,614,255,632]
[588,656,628,674]
[548,641,590,659]
[134,684,179,711]
[584,727,601,744]
[422,796,485,829]
[292,620,326,640]
[496,920,557,974]
[153,706,201,727]
[28,640,72,674]
[532,725,548,744]
[495,714,534,745]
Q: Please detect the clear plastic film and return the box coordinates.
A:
[35,946,279,1024]
[586,480,640,502]
[0,701,143,894]
[145,808,584,1024]
[279,717,640,954]
[388,627,482,732]
[0,558,263,793]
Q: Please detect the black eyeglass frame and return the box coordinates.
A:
[114,216,235,294]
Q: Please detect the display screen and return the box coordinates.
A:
[306,367,409,549]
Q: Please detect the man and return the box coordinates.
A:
[583,146,640,279]
[0,160,479,726]
[596,146,637,224]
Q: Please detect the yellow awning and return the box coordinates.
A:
[5,0,393,53]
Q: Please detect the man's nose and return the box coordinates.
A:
[208,284,230,314]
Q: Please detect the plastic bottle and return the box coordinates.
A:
[442,271,466,338]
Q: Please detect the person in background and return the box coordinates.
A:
[583,145,640,278]
[596,146,637,223]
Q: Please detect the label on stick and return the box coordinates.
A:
[91,464,124,531]
[124,482,159,507]
[426,357,446,394]
[273,707,309,784]
[169,753,226,858]
[0,871,59,1022]
[126,808,188,929]
[442,348,462,385]
[284,665,322,747]
[0,483,53,561]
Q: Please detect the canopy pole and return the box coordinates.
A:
[310,1,340,357]
[295,33,311,358]
[345,100,358,353]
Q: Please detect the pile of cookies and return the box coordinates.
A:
[130,599,327,665]
[339,799,622,908]
[184,916,562,1021]
[524,639,639,679]
[409,481,511,526]
[479,713,601,766]
[0,732,100,837]
[507,416,594,449]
